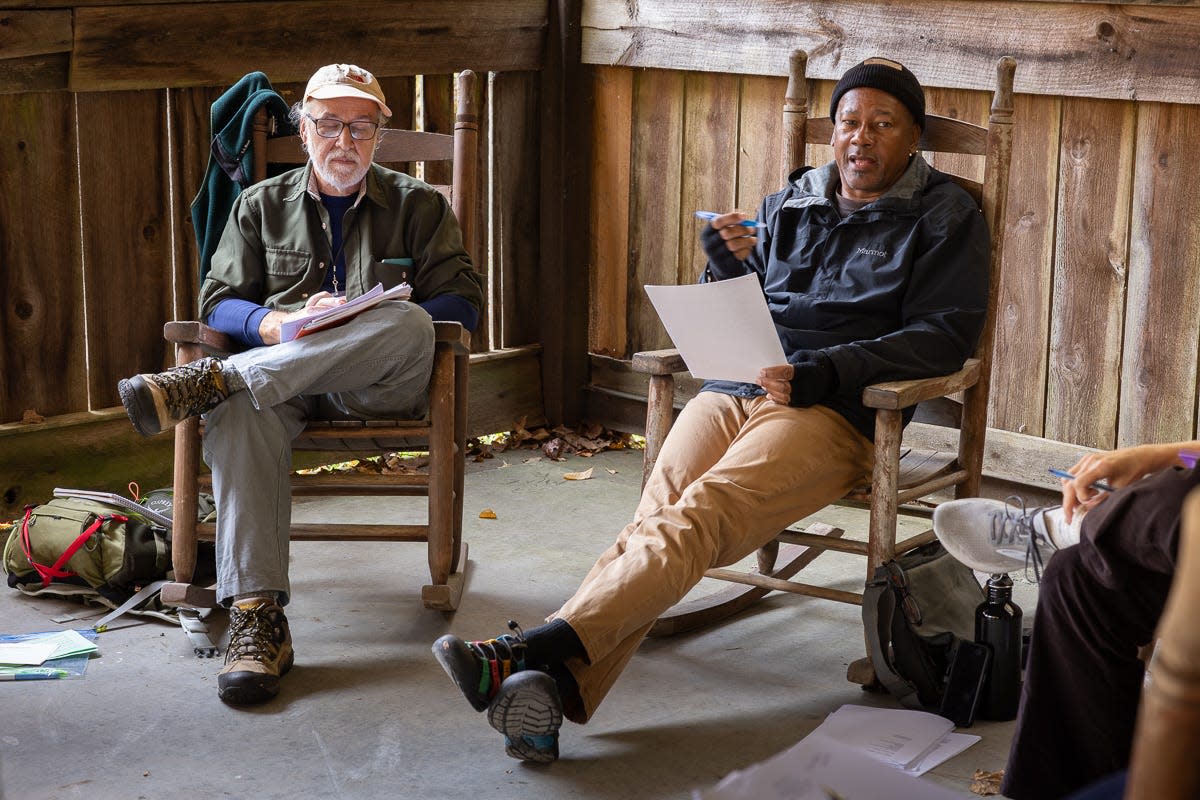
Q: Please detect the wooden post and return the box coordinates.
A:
[781,49,809,182]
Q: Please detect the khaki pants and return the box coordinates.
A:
[555,391,874,722]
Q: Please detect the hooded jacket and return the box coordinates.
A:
[700,155,990,440]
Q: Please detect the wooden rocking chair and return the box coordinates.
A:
[632,51,1016,681]
[162,70,480,613]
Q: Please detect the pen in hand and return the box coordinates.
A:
[1048,468,1113,493]
[694,210,768,229]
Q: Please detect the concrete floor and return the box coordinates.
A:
[0,447,1036,800]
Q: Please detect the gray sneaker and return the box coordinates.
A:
[487,670,563,763]
[933,496,1064,580]
[217,597,294,705]
[118,357,230,436]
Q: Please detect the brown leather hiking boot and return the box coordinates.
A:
[218,597,294,705]
[117,356,231,437]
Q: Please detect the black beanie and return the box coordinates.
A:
[829,57,925,129]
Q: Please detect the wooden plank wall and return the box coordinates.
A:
[582,0,1200,453]
[0,0,566,511]
[0,1,549,425]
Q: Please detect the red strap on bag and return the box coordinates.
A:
[19,505,128,588]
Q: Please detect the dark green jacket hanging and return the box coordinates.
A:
[190,72,294,284]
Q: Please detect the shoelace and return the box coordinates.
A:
[990,496,1054,582]
[156,360,227,417]
[469,620,527,697]
[226,605,280,664]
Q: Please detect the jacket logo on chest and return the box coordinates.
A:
[857,247,889,258]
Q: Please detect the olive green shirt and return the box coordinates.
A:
[198,162,483,321]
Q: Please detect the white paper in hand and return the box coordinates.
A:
[644,274,786,384]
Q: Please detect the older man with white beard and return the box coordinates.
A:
[117,64,482,706]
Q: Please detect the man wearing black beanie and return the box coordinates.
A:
[433,57,990,765]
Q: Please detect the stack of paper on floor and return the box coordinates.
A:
[695,704,980,800]
[0,629,99,679]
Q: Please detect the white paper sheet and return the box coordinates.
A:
[280,282,412,342]
[0,630,97,666]
[815,703,955,770]
[644,274,786,384]
[694,730,965,800]
[693,704,981,799]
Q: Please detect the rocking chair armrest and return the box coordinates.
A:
[433,321,471,355]
[163,320,235,358]
[632,348,687,376]
[861,358,981,411]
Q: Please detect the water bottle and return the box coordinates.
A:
[976,573,1023,720]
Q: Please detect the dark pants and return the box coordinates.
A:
[1002,465,1199,800]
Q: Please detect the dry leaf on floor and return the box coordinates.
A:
[563,467,594,481]
[969,768,1003,795]
[479,508,497,519]
[606,468,618,475]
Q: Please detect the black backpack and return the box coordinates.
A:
[862,542,984,709]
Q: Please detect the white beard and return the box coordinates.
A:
[313,148,371,194]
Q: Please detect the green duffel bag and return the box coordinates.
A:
[4,496,172,606]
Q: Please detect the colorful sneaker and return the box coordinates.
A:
[933,496,1069,580]
[433,621,528,712]
[118,356,231,437]
[488,670,563,763]
[217,596,294,705]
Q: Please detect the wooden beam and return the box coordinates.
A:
[70,0,548,91]
[538,0,591,424]
[581,0,1200,105]
[903,421,1099,491]
[0,10,71,59]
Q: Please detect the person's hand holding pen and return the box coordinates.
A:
[1057,443,1197,522]
[696,210,764,262]
[259,291,348,345]
[301,290,347,312]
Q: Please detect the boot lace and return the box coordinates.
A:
[226,604,282,665]
[154,358,228,419]
[990,496,1055,582]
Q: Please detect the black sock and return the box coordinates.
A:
[522,618,585,668]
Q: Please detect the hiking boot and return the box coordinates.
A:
[217,597,294,705]
[488,670,563,763]
[933,497,1073,580]
[433,621,528,712]
[118,357,231,436]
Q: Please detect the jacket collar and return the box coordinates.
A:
[283,162,391,209]
[785,155,931,212]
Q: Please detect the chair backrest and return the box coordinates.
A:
[252,70,481,262]
[780,50,1015,496]
[780,50,1013,357]
[1125,487,1200,799]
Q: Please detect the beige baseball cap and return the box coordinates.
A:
[304,64,392,117]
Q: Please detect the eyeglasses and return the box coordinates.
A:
[305,114,380,141]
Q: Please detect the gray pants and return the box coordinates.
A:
[202,301,435,606]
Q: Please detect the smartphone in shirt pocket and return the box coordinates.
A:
[376,256,414,284]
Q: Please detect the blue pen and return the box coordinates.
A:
[0,667,71,681]
[1048,468,1113,493]
[694,210,767,229]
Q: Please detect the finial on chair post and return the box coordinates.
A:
[781,49,810,183]
[991,56,1016,124]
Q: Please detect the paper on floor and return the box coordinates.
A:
[694,704,981,799]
